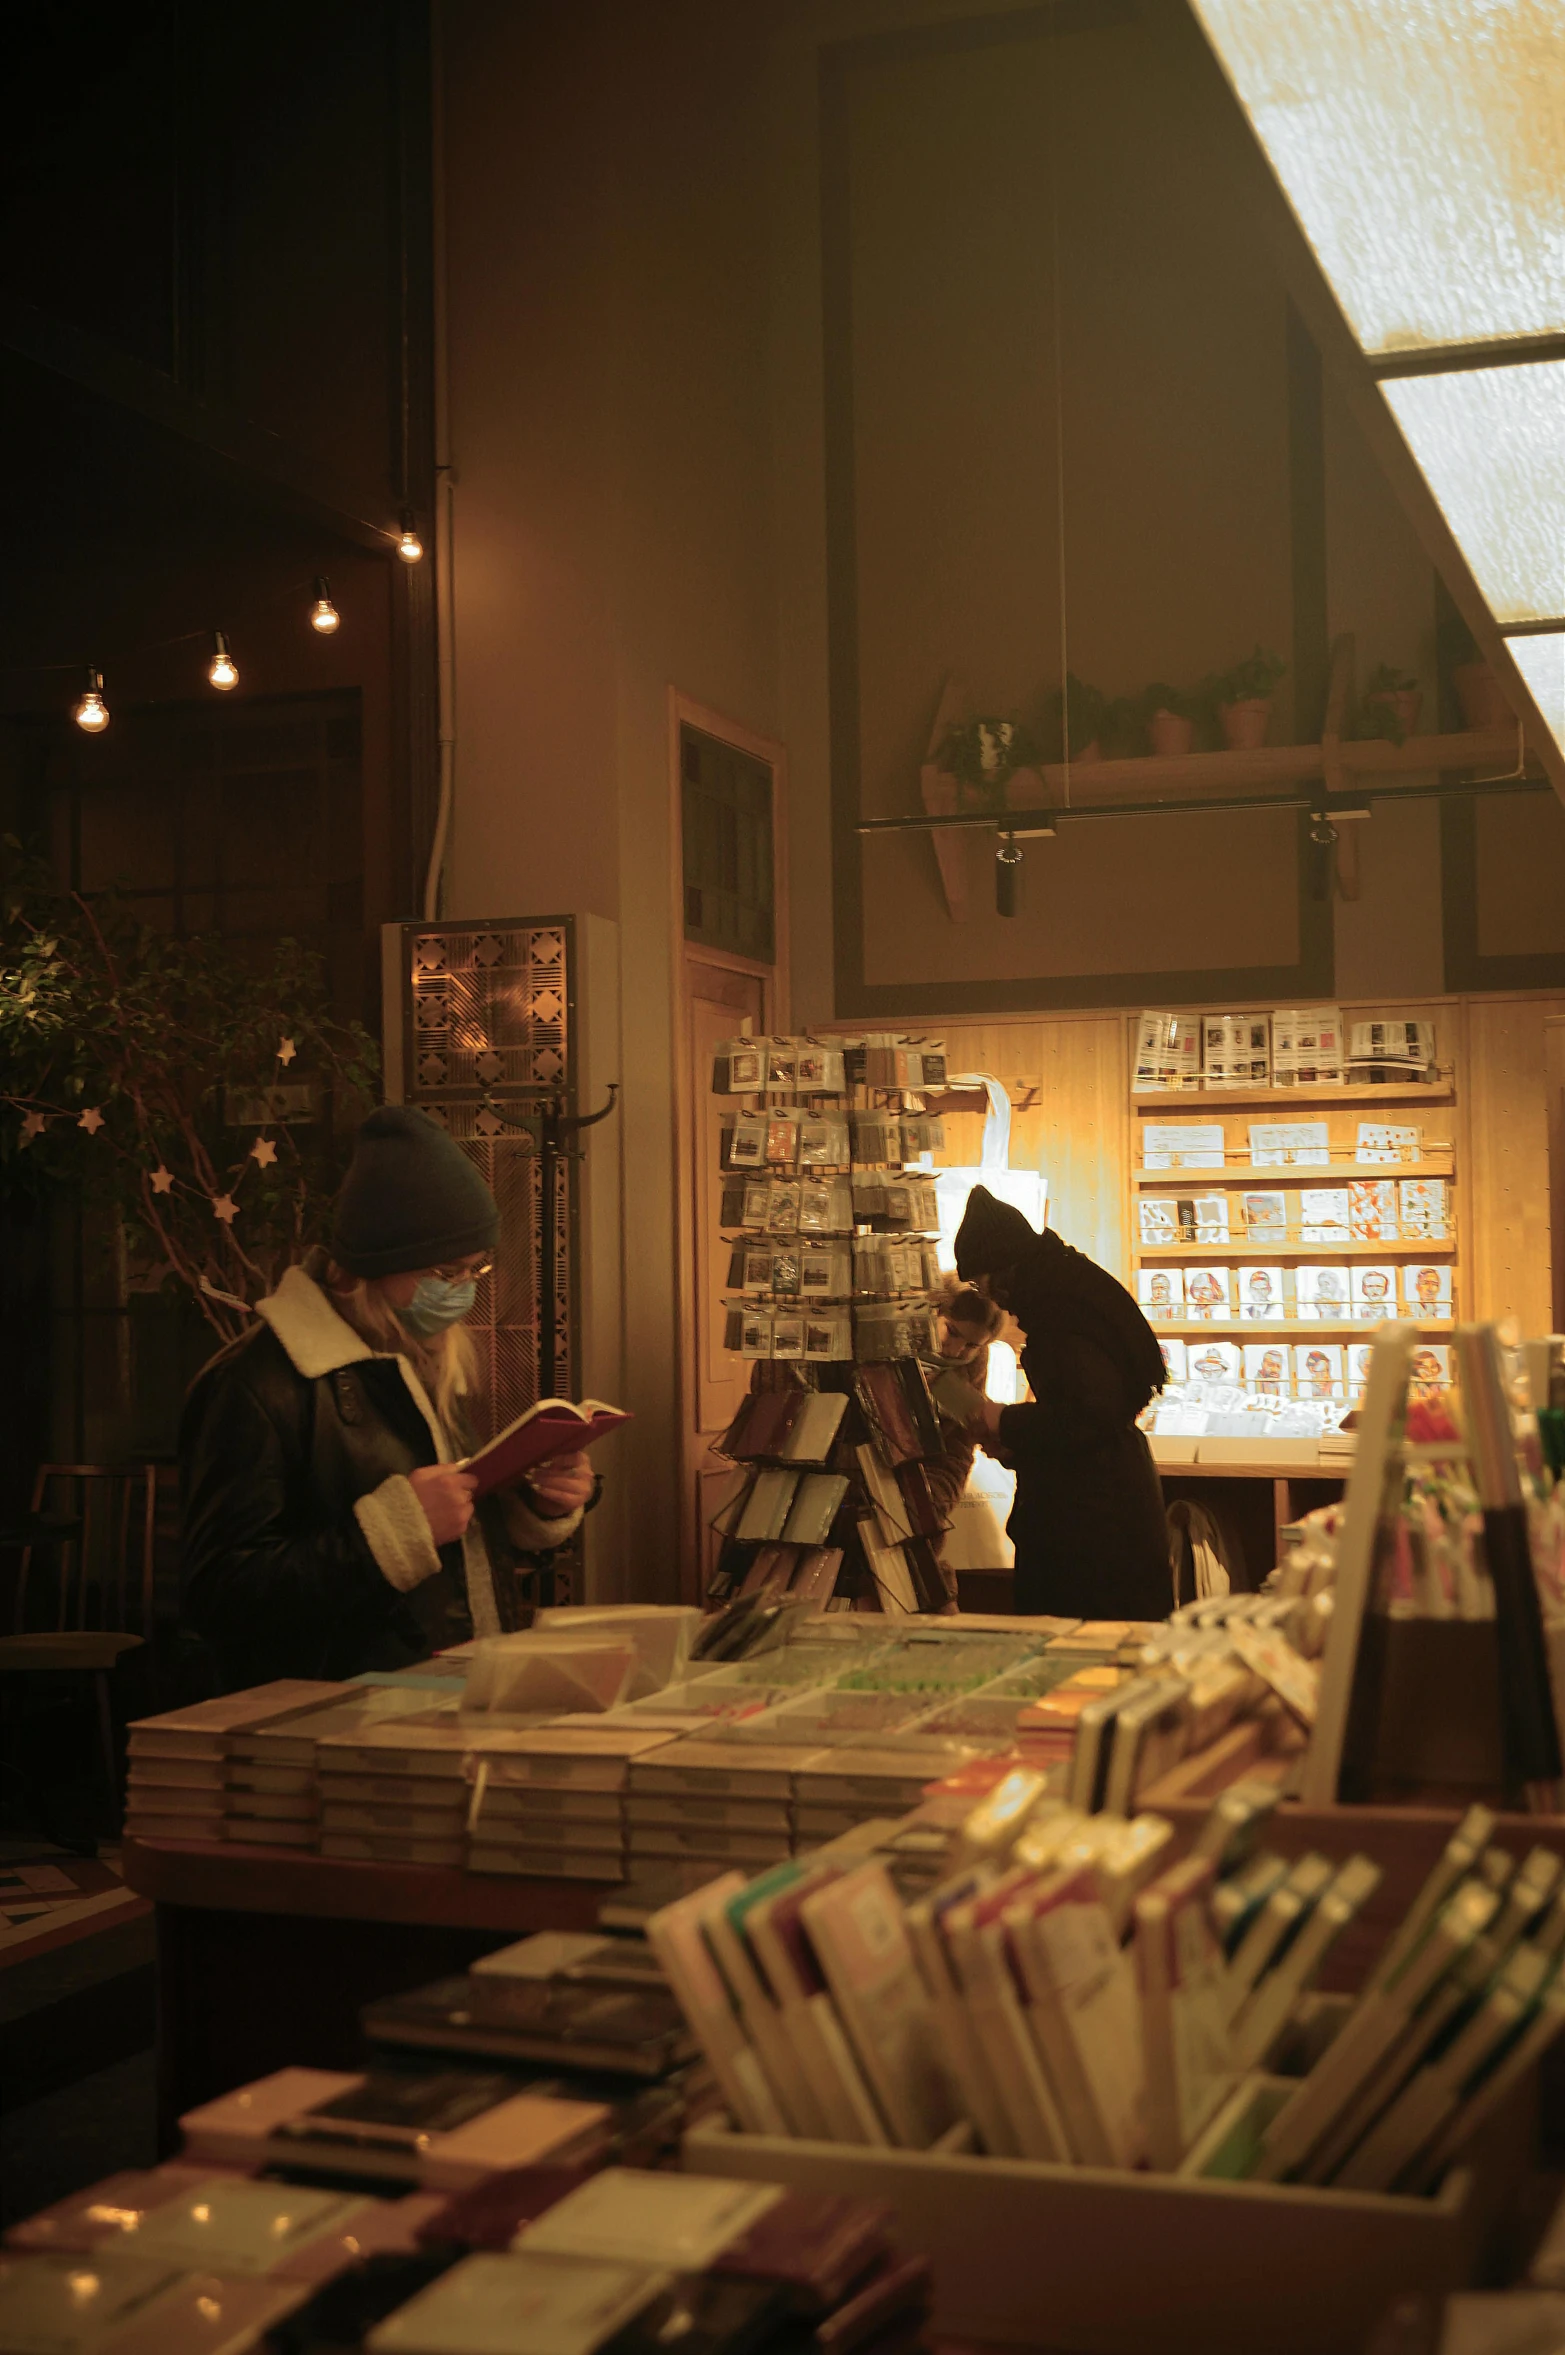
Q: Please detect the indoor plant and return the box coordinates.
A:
[937,715,1044,811]
[1213,645,1286,750]
[1358,662,1422,745]
[1,835,378,1343]
[1139,681,1199,758]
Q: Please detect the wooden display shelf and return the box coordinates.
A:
[1135,1158,1454,1185]
[1140,1239,1455,1259]
[120,1834,609,1933]
[1153,1318,1453,1337]
[1134,1081,1454,1109]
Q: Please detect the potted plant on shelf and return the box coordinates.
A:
[1453,659,1514,732]
[1213,645,1286,750]
[1357,663,1422,745]
[1139,681,1199,757]
[1046,673,1108,763]
[936,715,1044,812]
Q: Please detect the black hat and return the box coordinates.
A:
[332,1106,499,1278]
[954,1184,1039,1282]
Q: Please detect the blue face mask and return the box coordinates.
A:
[400,1274,478,1336]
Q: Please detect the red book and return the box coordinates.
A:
[460,1399,631,1499]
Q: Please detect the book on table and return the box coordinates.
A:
[460,1398,631,1499]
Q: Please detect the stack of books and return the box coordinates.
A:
[466,1727,683,1880]
[223,1682,466,1852]
[124,1680,346,1845]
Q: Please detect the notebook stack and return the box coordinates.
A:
[465,1726,682,1880]
[124,1680,347,1845]
[224,1684,466,1853]
[624,1737,815,1874]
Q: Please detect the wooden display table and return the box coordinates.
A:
[122,1835,607,2139]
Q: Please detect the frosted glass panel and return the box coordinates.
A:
[1508,633,1565,761]
[1191,0,1565,354]
[1382,364,1565,623]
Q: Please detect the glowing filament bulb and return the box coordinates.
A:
[207,631,238,691]
[309,576,340,633]
[396,511,423,564]
[73,667,109,732]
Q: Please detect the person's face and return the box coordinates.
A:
[1249,1275,1272,1301]
[1364,1273,1389,1300]
[1416,1268,1440,1305]
[1150,1276,1172,1305]
[1190,1274,1219,1304]
[1412,1352,1442,1384]
[380,1251,490,1311]
[937,1312,987,1362]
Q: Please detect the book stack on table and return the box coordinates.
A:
[465,1728,684,1881]
[124,1679,346,1845]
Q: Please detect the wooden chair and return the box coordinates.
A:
[0,1463,159,1819]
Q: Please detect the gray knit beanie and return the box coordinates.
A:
[331,1106,499,1278]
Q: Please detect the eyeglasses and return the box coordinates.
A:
[428,1259,493,1283]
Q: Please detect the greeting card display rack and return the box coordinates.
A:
[707,1032,953,1613]
[1127,1009,1461,1466]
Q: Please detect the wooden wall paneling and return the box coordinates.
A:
[1549,1016,1565,1333]
[1465,997,1557,1334]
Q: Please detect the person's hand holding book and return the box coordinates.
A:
[519,1451,595,1518]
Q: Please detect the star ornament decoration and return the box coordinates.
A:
[211,1193,239,1225]
[20,1110,47,1144]
[150,1166,174,1195]
[276,1037,297,1066]
[250,1137,278,1168]
[78,1106,105,1135]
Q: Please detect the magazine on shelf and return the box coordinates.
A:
[1202,1012,1270,1088]
[1234,1265,1284,1321]
[1295,1265,1350,1320]
[1242,1342,1290,1398]
[1248,1121,1330,1169]
[1399,1177,1448,1238]
[1271,1007,1343,1087]
[1294,1343,1346,1401]
[1141,1122,1225,1171]
[1402,1264,1452,1319]
[1182,1266,1231,1321]
[1133,1011,1203,1092]
[1349,1265,1398,1322]
[1185,1339,1242,1387]
[1299,1187,1350,1243]
[1137,1268,1184,1321]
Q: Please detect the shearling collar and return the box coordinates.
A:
[257,1264,376,1381]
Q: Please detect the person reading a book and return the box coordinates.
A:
[180,1106,596,1687]
[915,1277,1009,1611]
[952,1186,1171,1620]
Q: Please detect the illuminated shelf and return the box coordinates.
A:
[1153,1318,1454,1338]
[1139,1239,1455,1259]
[1134,1081,1454,1110]
[1134,1158,1454,1185]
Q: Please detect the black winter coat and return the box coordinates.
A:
[992,1230,1172,1621]
[179,1265,581,1691]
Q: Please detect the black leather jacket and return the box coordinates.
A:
[179,1265,583,1691]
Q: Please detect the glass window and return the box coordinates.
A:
[1190,0,1565,355]
[680,724,775,963]
[1382,362,1565,624]
[1508,633,1565,761]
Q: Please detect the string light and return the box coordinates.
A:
[207,631,238,691]
[995,834,1024,918]
[396,510,424,564]
[309,576,340,634]
[73,667,110,733]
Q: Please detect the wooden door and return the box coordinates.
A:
[680,956,770,1596]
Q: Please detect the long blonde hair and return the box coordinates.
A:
[319,1254,481,1439]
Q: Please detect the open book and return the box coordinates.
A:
[460,1398,631,1499]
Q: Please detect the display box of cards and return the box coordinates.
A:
[686,2086,1530,2355]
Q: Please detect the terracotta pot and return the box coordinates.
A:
[1219,697,1272,750]
[1148,709,1195,757]
[1365,686,1422,740]
[1454,661,1513,732]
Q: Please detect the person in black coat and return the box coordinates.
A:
[952,1186,1171,1621]
[179,1106,594,1690]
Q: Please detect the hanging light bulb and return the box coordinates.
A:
[995,834,1024,918]
[395,509,424,564]
[309,575,340,633]
[207,631,238,691]
[73,666,110,733]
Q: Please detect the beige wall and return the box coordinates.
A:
[442,0,781,1597]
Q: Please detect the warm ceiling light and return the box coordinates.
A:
[396,511,424,564]
[995,835,1024,918]
[207,631,238,691]
[309,576,340,633]
[73,666,109,732]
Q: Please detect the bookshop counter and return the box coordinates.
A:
[123,1834,605,2137]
